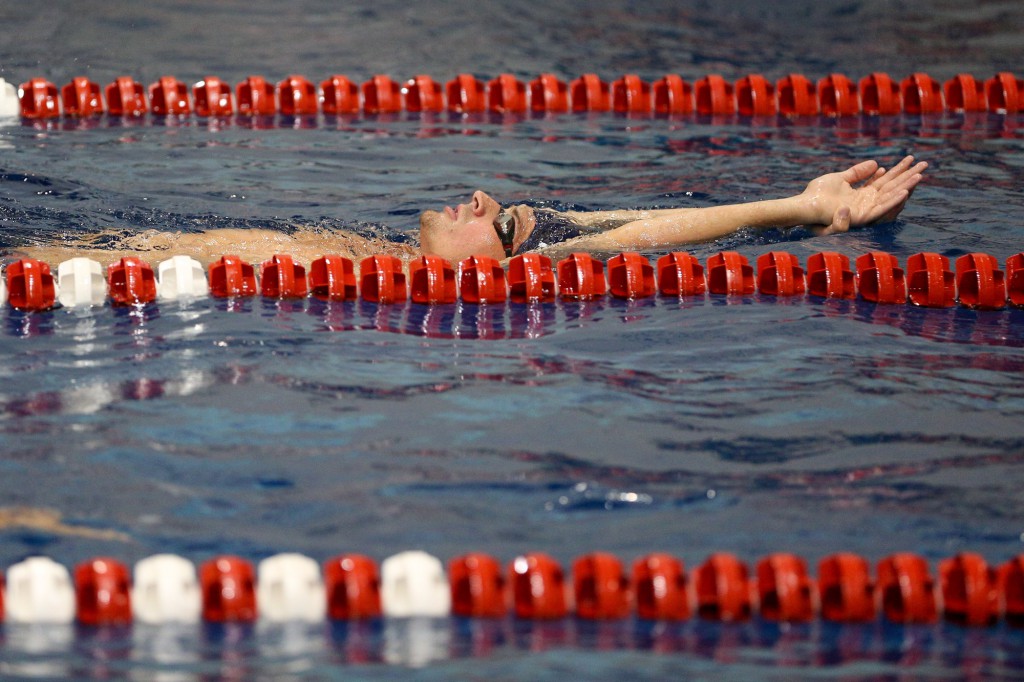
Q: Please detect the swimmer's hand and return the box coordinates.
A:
[799,155,928,236]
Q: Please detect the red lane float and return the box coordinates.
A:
[611,75,651,114]
[12,71,1024,118]
[260,254,307,298]
[459,255,507,304]
[940,553,998,627]
[695,74,734,115]
[4,550,1024,626]
[986,71,1023,114]
[529,73,569,113]
[508,253,557,303]
[695,552,752,622]
[193,76,234,117]
[656,252,705,297]
[209,255,258,297]
[149,76,191,116]
[409,255,456,304]
[574,553,630,620]
[878,553,937,624]
[902,72,944,114]
[108,257,157,305]
[324,554,382,619]
[359,254,407,303]
[106,76,148,116]
[945,73,986,113]
[200,556,257,623]
[859,72,901,116]
[756,553,814,622]
[450,553,506,618]
[653,74,693,115]
[818,553,875,623]
[907,252,956,308]
[633,553,689,621]
[956,253,1006,310]
[607,252,655,299]
[236,76,276,116]
[309,255,358,301]
[1008,253,1024,307]
[74,557,132,626]
[570,73,610,112]
[557,252,606,300]
[806,251,855,299]
[510,552,567,619]
[818,73,859,117]
[487,74,527,113]
[403,74,444,113]
[321,75,360,115]
[278,75,317,116]
[856,251,906,304]
[362,74,402,114]
[736,74,776,116]
[6,259,56,311]
[61,77,104,117]
[777,73,818,116]
[756,251,805,296]
[5,250,1022,309]
[706,251,754,295]
[447,73,486,114]
[18,77,59,119]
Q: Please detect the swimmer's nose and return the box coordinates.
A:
[471,190,496,216]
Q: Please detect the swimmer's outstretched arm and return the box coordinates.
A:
[541,156,927,253]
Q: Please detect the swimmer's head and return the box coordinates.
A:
[419,190,535,262]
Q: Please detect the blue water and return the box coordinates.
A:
[2,0,1024,678]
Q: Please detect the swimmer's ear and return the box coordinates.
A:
[812,206,851,236]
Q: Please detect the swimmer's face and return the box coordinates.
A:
[419,190,535,262]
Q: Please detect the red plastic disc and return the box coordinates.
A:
[557,253,606,300]
[108,257,157,306]
[74,557,133,626]
[324,554,382,620]
[632,553,689,621]
[607,252,655,299]
[706,251,754,295]
[209,255,258,298]
[409,255,457,305]
[508,253,556,303]
[906,252,956,308]
[818,553,875,623]
[260,254,308,298]
[573,552,630,620]
[61,77,104,117]
[695,553,751,622]
[359,255,407,303]
[309,255,357,301]
[450,553,506,618]
[877,553,937,624]
[509,553,567,619]
[200,556,257,623]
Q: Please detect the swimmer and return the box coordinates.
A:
[13,156,926,267]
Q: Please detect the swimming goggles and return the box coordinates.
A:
[493,210,516,258]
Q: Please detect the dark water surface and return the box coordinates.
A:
[1,1,1024,678]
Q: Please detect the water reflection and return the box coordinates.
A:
[0,618,1019,676]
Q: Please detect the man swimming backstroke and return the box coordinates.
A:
[12,156,927,267]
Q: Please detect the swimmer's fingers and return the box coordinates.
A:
[840,159,881,185]
[869,157,927,193]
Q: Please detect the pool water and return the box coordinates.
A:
[1,0,1024,678]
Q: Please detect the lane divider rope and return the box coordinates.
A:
[3,71,1022,120]
[3,550,1023,626]
[3,250,1022,312]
